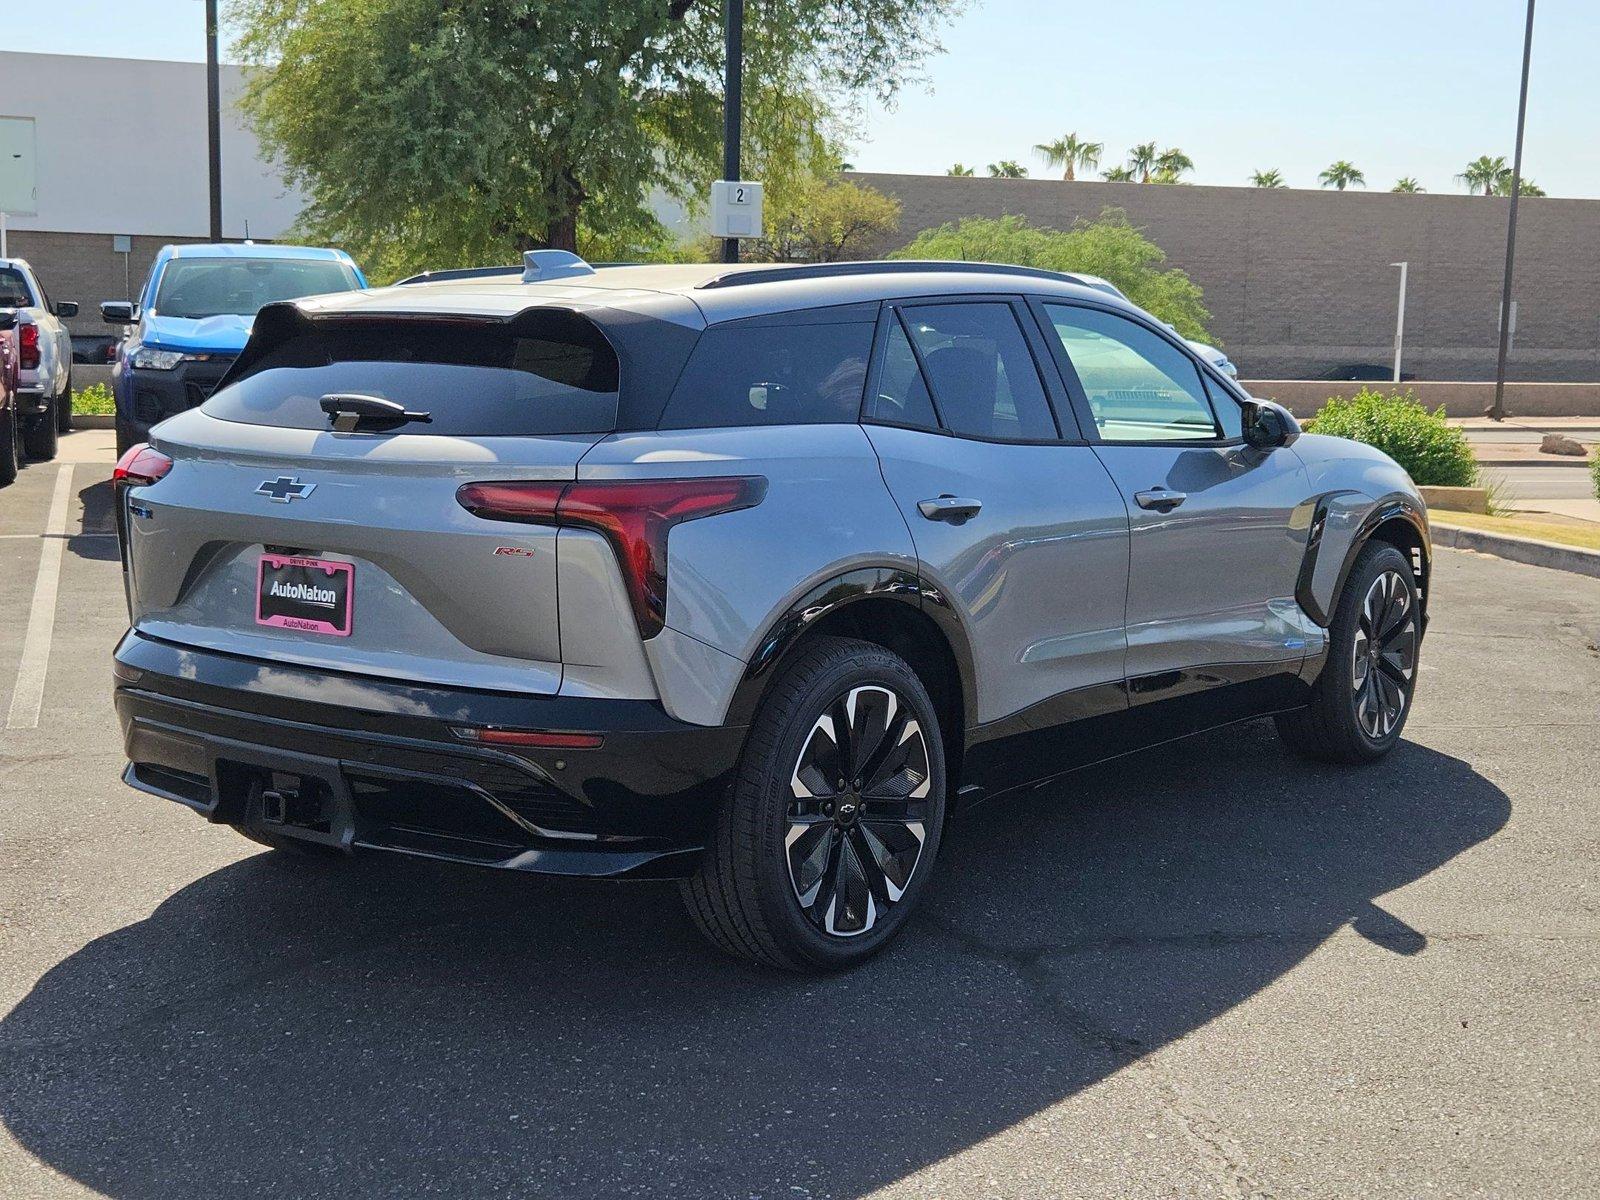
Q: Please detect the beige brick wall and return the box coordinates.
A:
[845,173,1600,383]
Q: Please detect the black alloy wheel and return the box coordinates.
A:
[785,683,932,938]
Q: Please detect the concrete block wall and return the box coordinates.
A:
[845,174,1600,383]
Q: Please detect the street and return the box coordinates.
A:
[1,434,1597,1198]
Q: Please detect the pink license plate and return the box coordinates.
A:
[255,554,354,637]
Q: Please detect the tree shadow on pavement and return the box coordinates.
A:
[0,721,1508,1199]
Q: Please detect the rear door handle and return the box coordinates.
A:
[1134,488,1187,512]
[917,495,983,523]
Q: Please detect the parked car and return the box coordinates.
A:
[111,255,1429,971]
[0,308,21,486]
[0,257,78,461]
[1063,272,1238,377]
[101,242,367,455]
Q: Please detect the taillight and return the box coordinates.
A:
[457,476,767,638]
[18,323,39,370]
[112,443,174,486]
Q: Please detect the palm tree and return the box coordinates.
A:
[1033,132,1103,181]
[987,160,1028,178]
[1457,155,1508,196]
[1127,142,1159,183]
[1495,175,1546,197]
[1250,169,1287,188]
[946,163,975,177]
[1101,165,1136,182]
[1156,148,1194,181]
[1319,161,1366,190]
[1392,177,1425,193]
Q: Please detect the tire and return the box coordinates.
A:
[56,370,72,434]
[1276,542,1421,764]
[681,635,947,972]
[0,404,19,487]
[22,392,58,462]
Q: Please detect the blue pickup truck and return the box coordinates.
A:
[101,243,366,454]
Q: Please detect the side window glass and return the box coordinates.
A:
[1045,305,1220,442]
[864,317,940,431]
[1203,373,1244,440]
[659,321,872,429]
[901,303,1057,441]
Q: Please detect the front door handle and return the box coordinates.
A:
[1134,487,1187,512]
[917,495,983,523]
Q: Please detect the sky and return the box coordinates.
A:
[9,0,1598,198]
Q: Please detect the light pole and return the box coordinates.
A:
[1390,262,1408,383]
[205,0,223,241]
[721,0,744,265]
[1488,0,1536,420]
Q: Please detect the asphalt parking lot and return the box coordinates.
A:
[2,434,1597,1199]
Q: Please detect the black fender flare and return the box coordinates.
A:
[1297,492,1430,629]
[723,566,979,732]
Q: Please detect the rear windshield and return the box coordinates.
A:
[659,319,873,429]
[0,268,33,308]
[154,257,360,319]
[204,312,620,437]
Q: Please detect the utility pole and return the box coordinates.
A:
[721,0,744,265]
[1390,262,1408,384]
[1488,0,1536,420]
[205,0,223,241]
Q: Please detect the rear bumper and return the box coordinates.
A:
[113,632,746,877]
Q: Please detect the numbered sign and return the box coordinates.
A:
[710,179,764,239]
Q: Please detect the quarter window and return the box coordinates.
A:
[660,321,872,429]
[1045,305,1220,442]
[900,303,1057,441]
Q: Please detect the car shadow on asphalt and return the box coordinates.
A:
[0,721,1509,1198]
[69,479,118,562]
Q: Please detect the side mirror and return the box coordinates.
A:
[100,300,137,325]
[1242,399,1300,449]
[54,300,80,318]
[0,309,16,331]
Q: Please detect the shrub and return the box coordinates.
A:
[1591,447,1600,502]
[73,382,116,416]
[1304,388,1478,487]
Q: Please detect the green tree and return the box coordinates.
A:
[231,0,959,274]
[1391,177,1425,193]
[890,209,1212,339]
[746,178,901,262]
[946,163,976,176]
[1154,148,1194,182]
[1250,169,1286,188]
[1319,161,1366,190]
[1101,165,1136,182]
[987,160,1029,178]
[1127,141,1159,183]
[1033,132,1102,181]
[1458,155,1509,195]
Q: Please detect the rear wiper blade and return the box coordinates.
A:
[319,393,433,433]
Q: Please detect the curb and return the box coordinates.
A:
[1432,523,1600,579]
[1472,454,1595,468]
[70,415,115,429]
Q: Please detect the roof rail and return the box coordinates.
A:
[694,260,1090,290]
[394,265,520,286]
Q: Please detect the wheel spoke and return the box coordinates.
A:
[786,819,835,909]
[824,833,877,935]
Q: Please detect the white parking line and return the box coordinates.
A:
[6,465,75,731]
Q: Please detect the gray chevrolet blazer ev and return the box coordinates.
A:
[111,254,1428,971]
